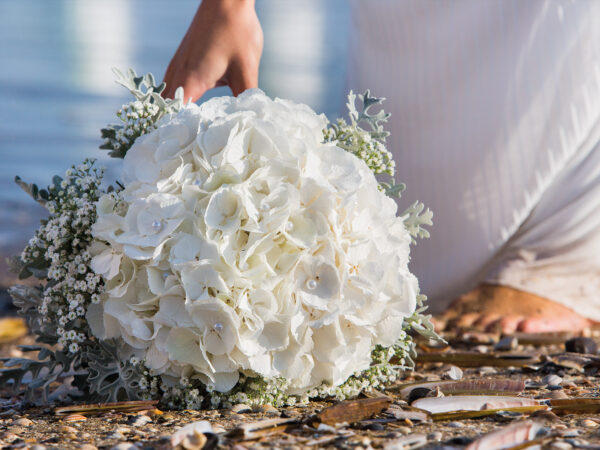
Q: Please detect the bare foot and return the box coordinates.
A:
[435,284,594,334]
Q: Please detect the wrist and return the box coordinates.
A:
[201,0,255,12]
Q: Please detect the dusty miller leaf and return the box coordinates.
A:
[85,340,145,402]
[402,201,433,241]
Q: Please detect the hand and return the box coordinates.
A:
[163,0,263,101]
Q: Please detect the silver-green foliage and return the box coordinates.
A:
[325,91,433,241]
[100,68,184,158]
[2,162,136,404]
[324,90,396,178]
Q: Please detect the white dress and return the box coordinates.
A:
[348,0,600,318]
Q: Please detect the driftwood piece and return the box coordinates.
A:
[317,397,392,425]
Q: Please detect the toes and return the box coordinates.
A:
[499,316,524,334]
[453,312,481,329]
[485,315,523,334]
[473,314,501,330]
[517,317,556,333]
[517,315,590,333]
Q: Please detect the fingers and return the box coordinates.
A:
[228,59,259,97]
[163,67,210,102]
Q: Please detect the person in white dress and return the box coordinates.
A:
[163,0,600,333]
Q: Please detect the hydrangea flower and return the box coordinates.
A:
[89,90,420,396]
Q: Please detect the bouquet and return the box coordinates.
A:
[3,69,435,409]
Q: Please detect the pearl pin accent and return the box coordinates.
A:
[151,220,163,232]
[285,221,294,232]
[213,322,224,332]
[261,203,270,211]
[306,279,317,290]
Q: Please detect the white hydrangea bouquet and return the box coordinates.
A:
[3,69,435,408]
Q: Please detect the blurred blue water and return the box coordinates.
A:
[0,0,349,262]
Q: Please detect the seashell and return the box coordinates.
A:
[466,420,542,450]
[412,395,540,414]
[63,414,87,422]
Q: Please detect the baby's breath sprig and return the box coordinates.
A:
[18,159,105,354]
[324,90,396,180]
[100,68,184,158]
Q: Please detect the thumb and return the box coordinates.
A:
[228,61,258,97]
[163,68,210,102]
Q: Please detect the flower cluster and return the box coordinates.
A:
[88,89,421,400]
[100,68,183,158]
[5,69,436,408]
[323,91,395,177]
[19,160,105,353]
[103,101,160,153]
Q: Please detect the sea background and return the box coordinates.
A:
[0,0,350,288]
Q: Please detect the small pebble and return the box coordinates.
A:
[115,426,131,435]
[535,426,553,437]
[578,419,599,428]
[565,337,597,354]
[78,445,98,450]
[59,425,78,434]
[317,423,336,433]
[447,421,465,428]
[494,336,518,351]
[257,404,280,416]
[13,418,33,426]
[549,390,569,399]
[394,426,411,435]
[549,442,572,450]
[231,403,252,414]
[1,432,19,443]
[212,425,226,433]
[427,431,443,441]
[542,374,563,387]
[447,436,474,446]
[407,387,432,404]
[110,444,140,450]
[107,432,125,440]
[29,445,46,450]
[128,415,152,427]
[565,439,588,447]
[477,366,497,375]
[561,429,580,438]
[474,345,489,353]
[548,385,563,391]
[363,422,384,431]
[441,365,463,380]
